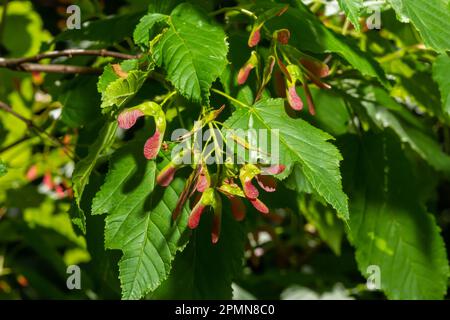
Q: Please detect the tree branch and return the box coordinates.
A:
[0,49,142,74]
[0,100,74,159]
[0,135,31,153]
[8,63,102,74]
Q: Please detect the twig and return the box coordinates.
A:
[0,135,32,153]
[0,100,74,159]
[6,63,102,74]
[0,49,141,74]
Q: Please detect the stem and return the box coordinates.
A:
[0,49,141,65]
[211,88,250,109]
[7,63,101,74]
[0,100,74,159]
[161,91,177,107]
[175,103,186,128]
[0,135,32,153]
[209,6,256,19]
[342,18,351,36]
[0,49,141,74]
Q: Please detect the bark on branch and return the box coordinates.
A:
[0,49,141,74]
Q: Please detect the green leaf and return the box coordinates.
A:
[337,0,363,31]
[433,54,450,116]
[362,87,450,174]
[71,121,117,233]
[92,139,190,300]
[0,159,8,177]
[133,13,169,47]
[388,0,450,52]
[59,75,101,128]
[153,3,229,103]
[298,195,344,255]
[100,70,148,112]
[268,1,389,87]
[303,88,351,136]
[152,205,245,299]
[224,98,349,220]
[342,133,449,299]
[56,11,145,45]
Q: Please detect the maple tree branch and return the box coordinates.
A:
[0,100,74,159]
[0,49,142,74]
[6,63,102,74]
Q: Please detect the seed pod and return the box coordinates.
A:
[156,151,185,187]
[237,51,259,85]
[248,24,263,47]
[250,198,269,214]
[274,29,290,45]
[156,162,177,187]
[287,85,303,111]
[255,174,277,192]
[285,64,304,111]
[300,58,330,79]
[117,102,166,160]
[196,164,211,192]
[188,188,215,229]
[260,164,286,175]
[239,164,261,199]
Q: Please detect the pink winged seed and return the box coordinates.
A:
[237,64,254,85]
[261,164,286,175]
[256,174,277,192]
[250,198,269,214]
[211,213,221,244]
[156,163,177,187]
[188,203,206,229]
[248,27,261,47]
[117,109,144,129]
[143,130,161,160]
[243,179,259,199]
[287,85,303,111]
